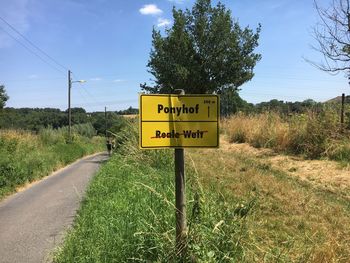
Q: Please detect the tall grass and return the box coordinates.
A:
[222,109,350,161]
[54,120,350,262]
[54,122,252,262]
[0,124,104,199]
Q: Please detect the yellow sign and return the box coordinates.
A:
[139,94,219,148]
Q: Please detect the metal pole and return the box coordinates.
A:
[68,70,72,142]
[174,89,187,257]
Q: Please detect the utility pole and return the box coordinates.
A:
[105,106,107,139]
[67,70,86,143]
[68,70,72,142]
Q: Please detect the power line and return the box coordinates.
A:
[81,86,101,105]
[0,26,65,75]
[2,77,65,83]
[71,71,128,108]
[0,15,68,72]
[69,71,100,106]
[75,88,89,103]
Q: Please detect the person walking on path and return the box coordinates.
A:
[106,139,112,156]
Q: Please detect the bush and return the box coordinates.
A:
[39,126,65,145]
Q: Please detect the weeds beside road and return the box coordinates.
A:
[0,123,104,199]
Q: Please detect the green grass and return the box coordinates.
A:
[54,123,350,262]
[0,125,104,199]
[54,124,251,262]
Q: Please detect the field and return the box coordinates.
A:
[222,111,350,162]
[0,123,104,199]
[54,119,350,262]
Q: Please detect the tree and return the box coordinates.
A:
[0,85,9,109]
[141,0,261,94]
[310,0,350,74]
[220,88,253,116]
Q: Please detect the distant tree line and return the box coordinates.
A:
[1,95,344,133]
[254,99,324,114]
[220,91,328,116]
[116,106,138,115]
[0,106,138,135]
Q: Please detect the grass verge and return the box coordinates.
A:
[0,124,104,199]
[54,123,350,262]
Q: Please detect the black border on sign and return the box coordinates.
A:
[139,94,220,149]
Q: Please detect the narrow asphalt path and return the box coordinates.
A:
[0,153,109,263]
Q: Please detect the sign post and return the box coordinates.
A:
[139,92,219,258]
[174,89,187,256]
[175,135,186,256]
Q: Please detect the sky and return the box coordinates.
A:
[0,0,348,112]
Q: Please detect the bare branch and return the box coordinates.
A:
[309,0,350,74]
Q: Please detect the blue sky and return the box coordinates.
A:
[0,0,347,112]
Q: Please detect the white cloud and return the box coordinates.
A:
[90,77,102,81]
[157,18,171,27]
[139,4,163,15]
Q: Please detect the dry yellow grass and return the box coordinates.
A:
[0,129,39,150]
[122,114,138,119]
[187,135,350,262]
[220,135,350,196]
[222,112,350,161]
[0,129,36,141]
[221,113,291,150]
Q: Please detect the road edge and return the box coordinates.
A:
[1,152,107,203]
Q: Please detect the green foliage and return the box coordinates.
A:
[0,128,104,199]
[63,123,97,139]
[346,112,350,129]
[0,107,129,135]
[142,0,261,94]
[0,108,68,131]
[89,111,128,136]
[326,141,350,163]
[0,85,9,109]
[116,106,138,115]
[38,126,66,145]
[220,89,253,116]
[254,99,323,114]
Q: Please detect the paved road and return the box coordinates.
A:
[0,153,108,263]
